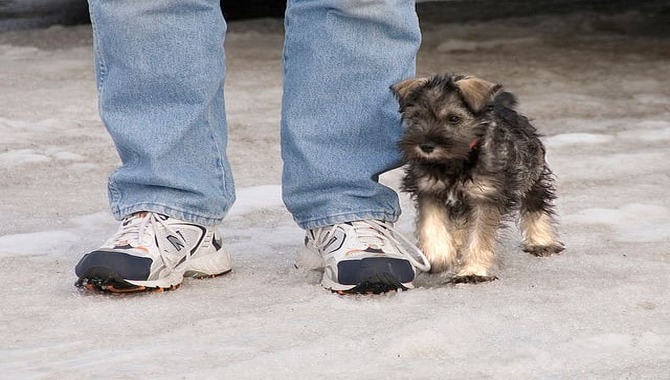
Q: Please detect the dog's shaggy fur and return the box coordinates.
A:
[392,73,564,283]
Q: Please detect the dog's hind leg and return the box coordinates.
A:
[519,167,565,256]
[416,196,458,273]
[452,203,501,283]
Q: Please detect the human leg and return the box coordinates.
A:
[281,0,428,292]
[281,0,421,229]
[76,0,233,292]
[91,0,234,226]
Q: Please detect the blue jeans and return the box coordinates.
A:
[88,0,421,229]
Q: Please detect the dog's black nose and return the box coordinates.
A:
[420,142,436,153]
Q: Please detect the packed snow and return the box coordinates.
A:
[0,10,668,380]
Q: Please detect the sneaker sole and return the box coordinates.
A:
[75,269,233,293]
[322,272,412,295]
[75,276,181,293]
[183,249,232,278]
[75,251,232,294]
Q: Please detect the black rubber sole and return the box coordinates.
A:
[75,276,177,293]
[333,273,409,295]
[75,264,231,294]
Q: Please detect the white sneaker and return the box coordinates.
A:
[303,220,430,294]
[75,212,231,292]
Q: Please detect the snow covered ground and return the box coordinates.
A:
[1,10,669,379]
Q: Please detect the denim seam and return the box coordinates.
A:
[204,17,230,203]
[107,149,142,214]
[107,172,121,213]
[88,5,107,94]
[205,105,230,203]
[282,8,291,90]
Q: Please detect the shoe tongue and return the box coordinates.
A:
[116,213,156,247]
[351,223,385,249]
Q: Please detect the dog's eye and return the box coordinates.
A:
[447,115,462,124]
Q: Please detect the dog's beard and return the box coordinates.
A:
[400,136,474,163]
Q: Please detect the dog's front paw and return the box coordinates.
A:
[524,242,565,257]
[449,274,498,284]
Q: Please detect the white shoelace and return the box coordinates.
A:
[310,220,432,273]
[109,212,189,272]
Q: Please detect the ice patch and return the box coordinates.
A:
[0,149,51,166]
[0,117,63,131]
[0,44,40,58]
[45,147,85,161]
[69,211,116,228]
[551,152,666,180]
[436,37,539,52]
[633,94,670,105]
[616,223,670,243]
[0,117,76,146]
[0,147,85,166]
[565,203,668,225]
[0,230,80,258]
[544,133,614,148]
[227,185,283,216]
[564,203,670,242]
[617,127,670,142]
[0,117,33,129]
[543,120,670,146]
[632,120,670,129]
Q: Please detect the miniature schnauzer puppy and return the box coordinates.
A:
[392,73,564,283]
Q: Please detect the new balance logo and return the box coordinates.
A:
[166,235,185,251]
[325,232,345,253]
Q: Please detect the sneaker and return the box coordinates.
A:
[303,220,431,294]
[75,212,231,293]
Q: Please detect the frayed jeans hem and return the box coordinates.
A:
[112,203,227,226]
[295,210,401,230]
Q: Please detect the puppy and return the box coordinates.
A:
[392,73,564,283]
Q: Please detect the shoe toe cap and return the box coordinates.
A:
[336,257,415,286]
[75,250,153,281]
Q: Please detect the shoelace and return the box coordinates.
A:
[109,212,189,272]
[310,220,431,273]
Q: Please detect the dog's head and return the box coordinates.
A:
[392,74,502,162]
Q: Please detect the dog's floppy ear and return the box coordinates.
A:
[454,77,502,112]
[391,77,429,105]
